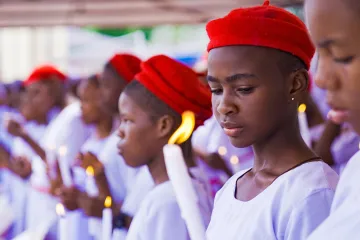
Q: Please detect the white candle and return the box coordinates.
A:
[102,196,113,240]
[58,146,72,187]
[163,144,206,240]
[163,111,206,240]
[298,104,311,147]
[56,203,68,240]
[46,144,57,179]
[85,166,100,237]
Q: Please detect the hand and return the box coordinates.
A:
[58,186,80,211]
[48,161,64,196]
[0,144,10,168]
[6,119,25,137]
[77,193,105,218]
[76,152,104,176]
[10,156,32,179]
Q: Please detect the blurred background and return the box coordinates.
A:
[0,0,303,82]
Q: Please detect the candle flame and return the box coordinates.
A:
[104,196,112,208]
[56,203,65,217]
[298,104,306,113]
[58,146,68,156]
[218,146,227,156]
[230,155,239,165]
[168,111,195,145]
[86,166,95,177]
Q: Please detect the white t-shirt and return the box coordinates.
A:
[126,179,213,240]
[307,151,360,240]
[206,161,339,240]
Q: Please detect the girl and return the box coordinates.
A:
[304,0,360,238]
[205,2,339,239]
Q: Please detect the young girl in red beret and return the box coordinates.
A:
[304,0,360,238]
[205,1,339,239]
[117,55,213,240]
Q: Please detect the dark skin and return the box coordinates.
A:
[100,66,128,115]
[305,0,360,134]
[59,80,114,213]
[207,46,317,201]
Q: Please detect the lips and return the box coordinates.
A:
[327,101,350,124]
[220,122,244,137]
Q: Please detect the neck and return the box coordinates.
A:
[252,117,316,174]
[95,115,113,139]
[34,114,48,125]
[147,151,169,186]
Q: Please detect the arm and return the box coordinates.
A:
[313,121,341,166]
[194,147,233,177]
[284,189,335,240]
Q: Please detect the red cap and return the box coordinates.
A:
[206,0,315,69]
[108,54,141,83]
[135,55,212,129]
[24,65,67,86]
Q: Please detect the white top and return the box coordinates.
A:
[307,151,360,240]
[126,180,213,240]
[206,161,339,240]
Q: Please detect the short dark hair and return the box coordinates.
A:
[123,80,182,129]
[276,50,307,77]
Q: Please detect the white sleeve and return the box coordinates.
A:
[140,202,188,240]
[284,189,335,240]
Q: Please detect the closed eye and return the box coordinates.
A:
[210,88,223,95]
[237,87,255,95]
[334,56,355,64]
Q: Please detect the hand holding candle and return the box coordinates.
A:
[86,165,100,237]
[163,111,206,240]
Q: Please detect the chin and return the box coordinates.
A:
[228,136,254,148]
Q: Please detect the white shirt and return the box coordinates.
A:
[307,151,360,240]
[206,161,338,240]
[126,179,213,240]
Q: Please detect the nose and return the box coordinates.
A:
[315,58,339,91]
[117,124,125,139]
[216,91,237,117]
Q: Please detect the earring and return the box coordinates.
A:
[291,98,295,101]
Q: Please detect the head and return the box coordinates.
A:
[206,1,314,148]
[117,55,212,168]
[99,54,141,114]
[117,81,181,168]
[22,65,67,121]
[78,75,105,125]
[305,0,360,133]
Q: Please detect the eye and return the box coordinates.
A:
[210,88,223,95]
[333,55,355,64]
[236,87,255,95]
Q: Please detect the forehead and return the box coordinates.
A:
[119,93,143,115]
[207,46,282,79]
[305,0,360,46]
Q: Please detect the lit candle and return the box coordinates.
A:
[58,146,72,187]
[56,203,68,240]
[298,104,311,147]
[218,146,227,156]
[102,196,113,240]
[85,166,100,237]
[163,111,206,240]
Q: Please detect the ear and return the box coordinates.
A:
[289,69,309,99]
[155,115,175,139]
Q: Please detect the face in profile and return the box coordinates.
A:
[78,80,103,125]
[117,93,160,168]
[305,0,360,133]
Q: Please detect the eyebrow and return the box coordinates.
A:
[207,73,257,83]
[317,39,334,48]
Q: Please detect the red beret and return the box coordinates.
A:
[108,54,141,83]
[135,55,212,128]
[24,65,67,86]
[206,0,315,69]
